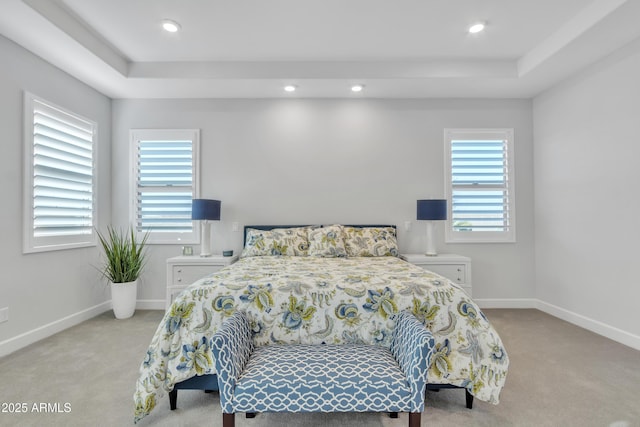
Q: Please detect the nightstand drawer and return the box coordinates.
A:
[422,264,466,284]
[172,265,223,285]
[401,254,471,298]
[167,255,239,311]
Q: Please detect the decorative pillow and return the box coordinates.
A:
[343,226,399,257]
[308,225,347,258]
[241,227,310,257]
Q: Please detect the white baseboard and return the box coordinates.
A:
[535,300,640,351]
[3,297,637,359]
[475,298,640,351]
[0,299,166,358]
[0,301,111,358]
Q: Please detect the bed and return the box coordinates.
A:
[133,224,509,423]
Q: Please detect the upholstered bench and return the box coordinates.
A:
[211,310,435,427]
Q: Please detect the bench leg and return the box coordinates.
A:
[408,412,421,427]
[169,389,177,410]
[246,413,256,418]
[223,413,235,427]
[465,389,474,409]
[389,412,398,418]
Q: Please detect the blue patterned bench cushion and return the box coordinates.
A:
[233,344,412,413]
[212,310,435,419]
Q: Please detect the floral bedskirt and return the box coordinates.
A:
[134,256,508,422]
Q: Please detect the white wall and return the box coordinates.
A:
[112,98,535,305]
[533,38,640,344]
[0,35,112,353]
[0,34,538,355]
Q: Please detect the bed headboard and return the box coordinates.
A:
[243,224,396,247]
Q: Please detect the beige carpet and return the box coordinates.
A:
[0,309,638,427]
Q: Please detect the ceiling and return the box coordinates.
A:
[1,0,640,99]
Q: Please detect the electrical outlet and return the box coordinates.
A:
[0,307,8,323]
[232,222,239,232]
[404,221,412,231]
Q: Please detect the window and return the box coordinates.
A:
[130,129,200,244]
[23,93,97,253]
[444,128,515,243]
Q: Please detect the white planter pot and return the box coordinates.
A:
[110,279,137,319]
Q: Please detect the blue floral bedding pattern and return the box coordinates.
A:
[343,226,399,257]
[133,256,508,422]
[308,225,348,257]
[241,227,311,257]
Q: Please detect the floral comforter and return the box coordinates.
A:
[134,256,508,422]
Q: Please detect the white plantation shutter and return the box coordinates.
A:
[137,140,193,232]
[131,130,200,244]
[444,129,515,243]
[24,94,97,253]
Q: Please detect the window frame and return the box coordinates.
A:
[23,92,98,253]
[129,129,201,245]
[444,128,516,243]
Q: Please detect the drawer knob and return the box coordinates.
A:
[178,279,182,283]
[457,268,462,272]
[177,269,182,273]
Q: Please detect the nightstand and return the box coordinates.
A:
[400,253,472,297]
[166,255,238,310]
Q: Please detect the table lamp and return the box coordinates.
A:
[417,199,447,256]
[192,199,221,257]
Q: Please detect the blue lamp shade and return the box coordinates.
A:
[417,199,447,221]
[192,199,221,221]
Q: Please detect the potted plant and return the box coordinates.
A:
[97,226,149,319]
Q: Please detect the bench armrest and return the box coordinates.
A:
[390,310,436,412]
[211,311,254,413]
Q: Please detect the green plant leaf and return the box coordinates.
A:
[96,226,149,283]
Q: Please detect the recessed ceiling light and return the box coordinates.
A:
[468,22,486,34]
[284,85,297,92]
[162,20,181,33]
[351,84,365,93]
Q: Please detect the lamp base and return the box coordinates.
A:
[425,221,438,257]
[200,220,212,257]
